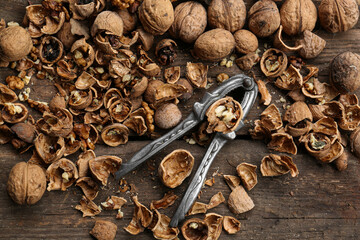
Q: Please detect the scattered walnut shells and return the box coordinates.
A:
[170,1,207,43]
[193,29,235,61]
[46,158,79,191]
[181,218,209,240]
[319,0,359,33]
[138,0,174,35]
[158,149,194,188]
[208,0,246,33]
[89,155,122,185]
[330,51,360,93]
[0,26,33,62]
[280,0,317,36]
[7,162,46,205]
[90,220,117,240]
[248,0,281,37]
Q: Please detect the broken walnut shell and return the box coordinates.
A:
[158,149,194,188]
[39,36,63,64]
[46,158,79,191]
[268,133,297,155]
[205,97,243,134]
[155,39,177,66]
[186,62,208,89]
[273,25,303,52]
[228,185,255,214]
[11,122,36,144]
[76,177,99,200]
[89,155,122,185]
[260,154,299,177]
[260,104,283,132]
[256,80,271,105]
[123,116,147,136]
[75,195,101,217]
[91,11,123,37]
[283,101,313,126]
[235,52,260,71]
[236,163,258,191]
[260,48,288,78]
[275,64,303,90]
[350,126,360,158]
[164,66,181,84]
[296,30,326,59]
[223,216,241,234]
[181,218,209,240]
[101,123,129,146]
[90,220,117,240]
[2,103,28,124]
[204,213,223,240]
[7,162,46,205]
[34,133,65,164]
[150,191,179,210]
[109,98,133,122]
[0,83,18,104]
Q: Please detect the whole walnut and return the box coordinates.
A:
[208,0,246,33]
[155,103,182,129]
[194,28,235,61]
[7,162,46,205]
[0,26,33,62]
[138,0,174,35]
[319,0,359,33]
[170,1,207,43]
[248,0,281,37]
[233,29,258,54]
[330,51,360,93]
[280,0,317,36]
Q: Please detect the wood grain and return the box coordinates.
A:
[0,0,359,239]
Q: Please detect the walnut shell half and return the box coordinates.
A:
[236,163,257,191]
[181,218,209,240]
[260,154,299,177]
[260,48,288,78]
[89,155,122,185]
[46,158,79,191]
[158,149,194,188]
[7,162,46,205]
[101,123,129,146]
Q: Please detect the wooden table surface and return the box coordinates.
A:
[0,0,359,239]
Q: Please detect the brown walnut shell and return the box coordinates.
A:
[101,123,129,146]
[260,104,283,131]
[283,101,313,126]
[90,220,117,240]
[260,48,288,78]
[76,177,99,201]
[46,158,79,191]
[150,192,178,210]
[234,29,258,54]
[158,149,194,188]
[138,0,174,35]
[223,216,241,234]
[208,0,246,33]
[117,9,137,34]
[193,29,235,61]
[109,98,133,122]
[268,133,297,155]
[248,0,280,37]
[91,10,123,37]
[260,154,299,177]
[235,52,260,71]
[89,155,122,185]
[228,185,255,214]
[39,36,63,64]
[34,133,65,164]
[330,51,360,93]
[181,218,209,240]
[155,103,182,129]
[7,162,46,205]
[0,125,13,144]
[236,163,257,191]
[75,195,101,217]
[170,1,207,43]
[319,0,359,33]
[350,126,360,158]
[11,122,36,143]
[280,0,317,36]
[296,30,327,59]
[2,103,28,124]
[0,26,33,62]
[0,83,18,104]
[204,213,223,240]
[186,62,208,89]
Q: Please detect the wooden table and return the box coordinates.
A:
[0,0,359,239]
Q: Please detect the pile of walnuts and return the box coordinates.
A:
[1,0,360,239]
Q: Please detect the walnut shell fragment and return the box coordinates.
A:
[101,196,127,218]
[132,195,153,228]
[0,83,18,104]
[236,163,257,191]
[76,177,99,200]
[90,220,117,240]
[7,162,46,205]
[223,175,241,191]
[275,65,303,90]
[228,186,255,214]
[205,97,243,134]
[260,48,288,78]
[150,191,178,210]
[91,11,123,37]
[273,25,303,53]
[35,133,65,164]
[350,126,360,158]
[2,103,28,124]
[0,125,13,144]
[181,218,209,240]
[39,36,63,64]
[89,155,122,185]
[260,154,299,177]
[149,210,180,239]
[75,195,101,217]
[260,104,283,132]
[235,52,260,71]
[268,133,297,155]
[46,158,79,191]
[164,66,181,84]
[158,149,194,188]
[296,30,326,59]
[124,116,147,136]
[204,213,223,240]
[283,101,313,126]
[101,123,129,146]
[256,80,271,105]
[193,29,235,61]
[186,62,208,89]
[223,216,241,234]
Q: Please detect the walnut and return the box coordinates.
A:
[0,26,33,63]
[248,0,281,37]
[319,0,359,33]
[2,103,28,124]
[181,218,209,240]
[89,155,122,185]
[260,154,299,177]
[46,158,79,191]
[155,103,182,129]
[208,0,246,33]
[170,2,207,43]
[193,29,235,61]
[228,185,255,214]
[138,0,174,35]
[76,177,99,200]
[260,48,288,78]
[280,0,317,36]
[6,76,24,90]
[205,97,243,134]
[117,9,137,34]
[334,151,348,171]
[233,30,258,54]
[296,30,327,59]
[7,162,46,205]
[158,149,194,188]
[11,122,36,143]
[236,163,257,191]
[90,220,117,240]
[155,39,177,65]
[204,213,223,240]
[223,216,241,234]
[101,123,129,146]
[150,191,178,210]
[330,51,360,93]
